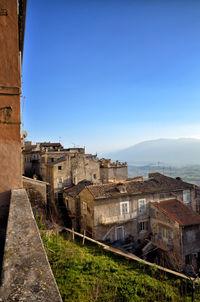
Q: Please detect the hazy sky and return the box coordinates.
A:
[22,0,200,154]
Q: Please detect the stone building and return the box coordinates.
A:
[100,158,128,184]
[150,199,200,273]
[64,173,200,243]
[23,144,101,204]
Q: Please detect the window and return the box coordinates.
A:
[58,165,62,170]
[120,201,129,215]
[57,177,63,188]
[183,190,191,204]
[159,193,165,199]
[158,225,172,241]
[186,230,196,243]
[185,254,192,265]
[138,199,146,212]
[116,226,124,241]
[65,198,69,208]
[139,221,149,232]
[82,201,87,214]
[93,174,96,179]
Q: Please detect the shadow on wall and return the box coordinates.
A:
[0,191,10,285]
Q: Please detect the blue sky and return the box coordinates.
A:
[22,0,200,154]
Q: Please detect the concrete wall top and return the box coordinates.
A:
[0,189,62,301]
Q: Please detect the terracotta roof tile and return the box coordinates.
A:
[151,199,200,226]
[86,173,194,199]
[64,180,93,197]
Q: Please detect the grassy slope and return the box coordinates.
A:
[41,231,200,302]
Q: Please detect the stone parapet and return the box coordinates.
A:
[0,189,62,301]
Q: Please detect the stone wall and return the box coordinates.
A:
[0,189,62,301]
[22,176,48,205]
[71,155,100,185]
[100,166,128,184]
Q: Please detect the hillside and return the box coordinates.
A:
[40,231,200,302]
[106,138,200,166]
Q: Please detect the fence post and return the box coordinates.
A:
[82,230,86,245]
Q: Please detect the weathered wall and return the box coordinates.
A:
[23,176,48,205]
[0,0,22,196]
[93,193,151,240]
[79,188,94,236]
[150,204,182,271]
[52,157,72,191]
[100,166,128,183]
[71,155,100,185]
[182,224,200,258]
[0,189,62,301]
[94,220,138,242]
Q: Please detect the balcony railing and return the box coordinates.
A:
[100,211,137,225]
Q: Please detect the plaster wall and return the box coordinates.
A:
[0,0,22,196]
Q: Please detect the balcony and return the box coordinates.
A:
[150,235,173,252]
[100,211,137,225]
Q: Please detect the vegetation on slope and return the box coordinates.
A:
[40,231,200,302]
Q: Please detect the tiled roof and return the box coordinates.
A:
[86,173,194,199]
[39,142,62,147]
[151,199,200,226]
[47,156,66,166]
[64,180,93,197]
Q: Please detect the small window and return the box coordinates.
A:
[159,193,165,199]
[82,201,87,214]
[139,221,149,232]
[138,199,146,212]
[65,198,69,208]
[183,190,191,204]
[120,201,129,215]
[57,177,63,188]
[93,174,96,179]
[58,166,62,170]
[185,254,192,265]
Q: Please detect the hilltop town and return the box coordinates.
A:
[1,1,200,301]
[22,140,200,276]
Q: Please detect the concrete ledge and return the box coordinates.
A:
[0,189,62,301]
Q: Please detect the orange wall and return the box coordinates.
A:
[0,0,22,195]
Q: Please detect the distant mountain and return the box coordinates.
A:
[105,138,200,166]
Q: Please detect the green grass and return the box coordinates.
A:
[40,231,200,302]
